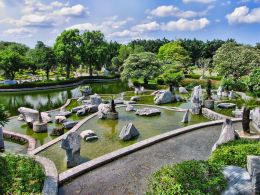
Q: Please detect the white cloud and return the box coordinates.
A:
[183,0,215,3]
[0,0,5,8]
[149,5,213,18]
[3,27,35,37]
[161,18,210,31]
[131,21,160,32]
[109,30,139,38]
[67,23,100,31]
[226,6,260,24]
[53,4,88,17]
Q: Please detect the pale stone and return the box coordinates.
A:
[179,87,188,94]
[191,85,203,115]
[63,121,78,129]
[18,107,52,124]
[217,86,223,98]
[130,96,139,101]
[33,122,48,133]
[90,94,102,105]
[97,104,118,119]
[80,86,92,96]
[55,116,67,123]
[126,104,136,112]
[181,110,189,123]
[80,130,96,139]
[71,105,86,113]
[119,123,140,141]
[136,108,161,116]
[60,132,81,168]
[154,90,175,105]
[251,108,260,133]
[217,103,236,109]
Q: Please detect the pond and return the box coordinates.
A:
[3,140,27,154]
[0,81,130,116]
[38,105,209,173]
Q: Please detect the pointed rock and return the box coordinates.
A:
[181,109,189,123]
[119,123,140,141]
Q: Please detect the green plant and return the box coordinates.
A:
[156,77,165,85]
[209,139,260,168]
[147,160,226,195]
[247,68,260,97]
[0,104,9,126]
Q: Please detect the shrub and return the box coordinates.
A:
[206,75,222,81]
[147,160,226,195]
[247,68,260,97]
[221,77,247,92]
[0,154,45,194]
[156,77,165,85]
[132,79,140,87]
[209,139,260,168]
[185,74,201,79]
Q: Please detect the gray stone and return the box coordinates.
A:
[63,121,78,129]
[77,96,85,102]
[97,104,118,119]
[71,105,86,113]
[50,127,64,136]
[80,130,96,139]
[191,85,203,115]
[217,103,236,109]
[114,99,124,104]
[130,96,140,101]
[222,166,253,195]
[55,115,67,123]
[0,127,4,151]
[211,118,235,152]
[60,132,81,168]
[247,155,260,194]
[229,90,235,99]
[126,104,136,112]
[56,110,72,118]
[179,87,188,94]
[154,90,175,105]
[181,110,189,123]
[251,108,260,133]
[33,122,48,133]
[136,108,161,116]
[85,105,98,113]
[204,99,214,109]
[124,100,136,105]
[175,95,183,102]
[18,107,52,123]
[76,109,86,116]
[85,136,98,141]
[119,123,140,141]
[80,86,92,96]
[217,86,223,98]
[17,114,24,121]
[90,94,102,105]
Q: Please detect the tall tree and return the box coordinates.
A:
[54,29,82,78]
[81,30,107,76]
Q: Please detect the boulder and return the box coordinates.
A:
[114,99,124,105]
[90,94,102,105]
[80,86,92,96]
[97,104,118,119]
[56,110,71,118]
[126,104,136,112]
[55,115,67,123]
[85,105,98,113]
[63,121,78,129]
[181,110,189,123]
[85,136,99,141]
[136,108,161,116]
[179,87,188,94]
[50,127,64,136]
[247,155,260,194]
[60,132,81,168]
[130,96,139,101]
[228,90,235,99]
[17,114,24,121]
[251,108,260,133]
[175,95,183,102]
[76,109,86,116]
[33,122,48,133]
[77,96,85,102]
[191,85,203,115]
[80,130,98,141]
[154,90,175,105]
[124,100,136,105]
[217,103,236,109]
[18,107,52,124]
[71,105,85,113]
[217,86,223,98]
[119,123,140,141]
[211,119,235,152]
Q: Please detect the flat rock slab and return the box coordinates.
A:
[217,103,236,109]
[135,108,161,116]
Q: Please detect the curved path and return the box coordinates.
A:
[59,122,242,195]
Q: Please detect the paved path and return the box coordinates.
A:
[59,124,223,195]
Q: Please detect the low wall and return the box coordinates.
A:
[202,107,234,120]
[3,130,36,154]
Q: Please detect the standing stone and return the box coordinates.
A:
[154,90,175,105]
[181,110,189,123]
[191,86,203,115]
[119,123,140,141]
[251,108,260,133]
[247,155,260,194]
[0,127,4,152]
[211,119,235,152]
[60,132,81,168]
[217,86,223,98]
[97,103,118,120]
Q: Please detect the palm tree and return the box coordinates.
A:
[0,105,9,152]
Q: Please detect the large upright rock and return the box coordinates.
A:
[251,108,260,133]
[60,132,81,168]
[119,123,140,141]
[18,107,52,124]
[97,103,118,119]
[211,119,235,152]
[154,90,175,105]
[90,94,102,106]
[181,109,189,123]
[0,127,4,152]
[217,86,223,98]
[247,155,260,194]
[191,85,203,115]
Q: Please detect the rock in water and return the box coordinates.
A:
[211,119,235,152]
[63,121,78,129]
[130,96,139,101]
[181,110,189,123]
[97,103,118,119]
[135,108,161,116]
[191,86,203,115]
[90,94,102,105]
[50,127,64,136]
[33,122,48,133]
[179,87,188,94]
[18,107,52,124]
[0,127,4,152]
[154,90,175,105]
[76,109,86,116]
[80,130,98,141]
[126,104,136,112]
[119,123,140,141]
[60,132,81,168]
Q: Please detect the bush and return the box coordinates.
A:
[221,77,247,92]
[147,160,226,195]
[0,154,45,194]
[132,79,141,87]
[248,68,260,97]
[206,75,222,81]
[156,77,165,85]
[185,74,201,79]
[209,139,260,168]
[181,78,220,90]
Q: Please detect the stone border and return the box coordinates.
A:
[202,107,235,120]
[0,78,119,93]
[34,155,59,195]
[3,130,36,154]
[30,104,186,155]
[59,118,242,184]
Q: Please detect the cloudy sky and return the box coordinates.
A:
[0,0,259,47]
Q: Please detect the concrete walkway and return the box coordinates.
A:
[59,124,223,195]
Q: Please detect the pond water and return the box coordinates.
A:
[3,140,27,154]
[0,81,130,116]
[38,105,209,173]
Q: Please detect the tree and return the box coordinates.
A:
[247,68,260,97]
[197,58,212,78]
[0,105,8,127]
[121,52,162,85]
[81,31,108,76]
[213,42,260,79]
[54,29,82,79]
[160,70,184,92]
[129,38,170,53]
[0,46,27,80]
[158,41,191,66]
[27,41,57,80]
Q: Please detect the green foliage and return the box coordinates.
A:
[206,80,212,99]
[158,41,191,66]
[121,52,162,84]
[0,104,9,126]
[247,68,260,97]
[185,74,201,79]
[209,139,260,168]
[221,77,247,91]
[129,38,170,53]
[147,160,226,195]
[156,77,165,85]
[0,154,45,194]
[213,42,260,78]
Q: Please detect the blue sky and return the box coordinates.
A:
[0,0,259,47]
